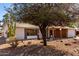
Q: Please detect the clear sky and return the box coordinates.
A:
[0,3,11,21]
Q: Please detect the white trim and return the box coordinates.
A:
[27,35,38,39]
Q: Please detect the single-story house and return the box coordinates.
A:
[3,23,76,40]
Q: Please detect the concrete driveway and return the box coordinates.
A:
[0,36,6,45]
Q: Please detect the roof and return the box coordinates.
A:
[16,23,39,29]
[48,26,76,29]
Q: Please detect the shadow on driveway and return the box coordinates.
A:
[0,36,6,45]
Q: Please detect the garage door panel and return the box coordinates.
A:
[62,29,67,38]
[54,29,60,38]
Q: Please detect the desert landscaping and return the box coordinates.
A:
[0,37,79,56]
[1,3,79,56]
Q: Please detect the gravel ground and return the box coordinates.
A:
[0,37,78,56]
[0,45,69,56]
[48,38,79,56]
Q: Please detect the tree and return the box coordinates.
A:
[3,13,16,47]
[8,3,74,46]
[3,13,16,38]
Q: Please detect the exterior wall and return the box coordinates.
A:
[67,29,76,37]
[15,27,24,39]
[38,30,42,38]
[16,28,41,39]
[3,24,8,38]
[4,24,76,39]
[47,28,50,38]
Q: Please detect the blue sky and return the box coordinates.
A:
[0,3,12,21]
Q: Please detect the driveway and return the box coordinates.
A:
[0,36,6,45]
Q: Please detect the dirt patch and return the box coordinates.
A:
[0,45,69,56]
[0,38,79,56]
[48,39,79,56]
[0,39,70,56]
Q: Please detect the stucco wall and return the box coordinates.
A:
[15,27,76,39]
[3,24,8,38]
[15,27,24,39]
[16,28,41,39]
[68,29,76,37]
[38,30,42,38]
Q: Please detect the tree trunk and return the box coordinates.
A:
[39,26,47,46]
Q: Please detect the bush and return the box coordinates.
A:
[6,37,18,48]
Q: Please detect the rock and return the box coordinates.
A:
[60,41,63,42]
[72,42,77,44]
[65,43,71,46]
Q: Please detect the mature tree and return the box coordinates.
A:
[3,13,16,38]
[3,13,16,47]
[8,3,76,46]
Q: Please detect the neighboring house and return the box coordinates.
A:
[0,26,3,36]
[3,22,76,40]
[0,21,4,36]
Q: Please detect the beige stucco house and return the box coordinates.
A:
[3,22,76,40]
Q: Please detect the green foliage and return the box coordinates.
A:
[3,13,16,38]
[3,13,9,24]
[11,4,70,26]
[68,22,78,28]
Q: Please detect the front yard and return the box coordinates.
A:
[0,38,79,56]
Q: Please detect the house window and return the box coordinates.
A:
[25,29,38,36]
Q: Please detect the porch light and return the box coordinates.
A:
[60,28,62,30]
